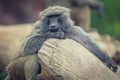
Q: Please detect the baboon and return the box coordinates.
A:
[5,6,117,80]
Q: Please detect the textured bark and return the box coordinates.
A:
[39,39,120,80]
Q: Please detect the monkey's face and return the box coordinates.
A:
[45,14,63,32]
[41,13,72,33]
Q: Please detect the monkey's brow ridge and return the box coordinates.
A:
[47,14,61,18]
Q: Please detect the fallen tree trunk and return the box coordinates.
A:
[39,39,120,80]
[0,24,32,71]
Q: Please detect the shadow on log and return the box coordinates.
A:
[39,39,120,80]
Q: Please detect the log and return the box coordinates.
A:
[39,39,120,80]
[0,24,32,71]
[0,24,119,79]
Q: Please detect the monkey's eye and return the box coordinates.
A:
[58,18,62,23]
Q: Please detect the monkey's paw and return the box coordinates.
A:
[46,31,65,39]
[56,31,65,39]
[105,59,118,72]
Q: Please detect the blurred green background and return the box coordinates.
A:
[91,0,120,40]
[0,71,7,80]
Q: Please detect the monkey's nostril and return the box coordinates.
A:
[51,25,56,28]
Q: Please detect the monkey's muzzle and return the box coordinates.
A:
[49,28,59,32]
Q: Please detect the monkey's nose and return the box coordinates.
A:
[51,25,56,28]
[50,24,56,29]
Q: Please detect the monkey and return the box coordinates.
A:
[38,6,117,72]
[5,6,117,80]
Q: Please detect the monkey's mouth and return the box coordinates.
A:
[49,28,59,32]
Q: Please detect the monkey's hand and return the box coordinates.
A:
[105,59,118,72]
[55,30,65,39]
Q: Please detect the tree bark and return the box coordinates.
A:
[39,39,120,80]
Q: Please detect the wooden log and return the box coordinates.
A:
[39,39,120,80]
[0,24,32,71]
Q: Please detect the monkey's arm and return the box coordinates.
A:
[65,26,117,72]
[19,31,65,56]
[19,34,48,55]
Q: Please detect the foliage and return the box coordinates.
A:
[0,71,7,80]
[91,0,120,40]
